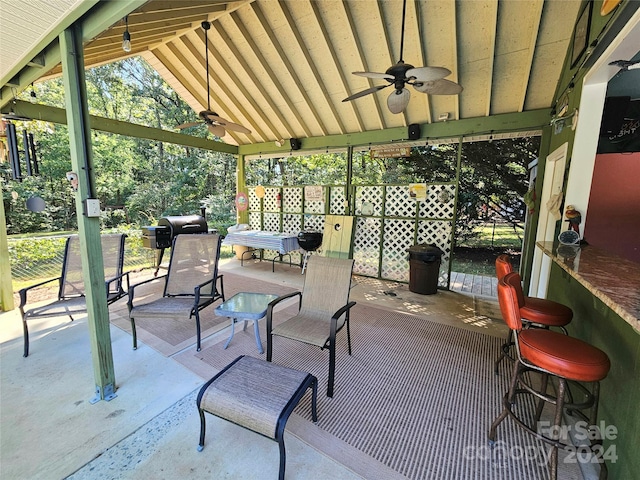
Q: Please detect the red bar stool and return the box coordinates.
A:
[494,254,573,374]
[489,272,610,480]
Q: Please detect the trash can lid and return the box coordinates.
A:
[408,243,444,256]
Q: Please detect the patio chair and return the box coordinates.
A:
[127,233,225,352]
[18,233,129,357]
[266,255,355,397]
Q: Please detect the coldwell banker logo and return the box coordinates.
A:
[463,421,618,467]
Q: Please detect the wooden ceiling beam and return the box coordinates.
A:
[411,0,433,124]
[209,22,289,140]
[280,1,345,135]
[308,1,366,133]
[518,0,544,112]
[228,8,313,138]
[198,27,270,142]
[341,1,386,131]
[252,1,327,136]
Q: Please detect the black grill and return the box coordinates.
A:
[297,231,323,252]
[142,214,208,249]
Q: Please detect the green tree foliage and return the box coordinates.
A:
[3,58,236,234]
[244,138,538,246]
[402,137,539,243]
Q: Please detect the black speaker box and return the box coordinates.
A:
[408,123,420,140]
[290,138,302,150]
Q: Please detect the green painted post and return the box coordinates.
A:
[236,154,249,225]
[60,26,116,403]
[0,198,14,311]
[448,137,464,290]
[346,146,353,215]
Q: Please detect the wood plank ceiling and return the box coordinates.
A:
[10,0,583,147]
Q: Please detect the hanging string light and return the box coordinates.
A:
[122,16,131,53]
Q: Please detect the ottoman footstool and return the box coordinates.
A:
[197,355,318,480]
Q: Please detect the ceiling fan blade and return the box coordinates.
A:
[220,121,252,134]
[413,79,463,95]
[387,88,410,114]
[343,84,389,102]
[176,121,201,129]
[353,71,395,81]
[205,114,251,134]
[406,66,451,82]
[207,124,226,137]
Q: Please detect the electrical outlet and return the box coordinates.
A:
[85,198,101,217]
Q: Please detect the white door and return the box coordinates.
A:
[530,143,567,297]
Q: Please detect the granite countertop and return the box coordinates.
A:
[537,241,640,333]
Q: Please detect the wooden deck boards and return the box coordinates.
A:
[449,271,497,297]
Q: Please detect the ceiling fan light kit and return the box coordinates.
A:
[342,0,462,114]
[176,21,251,138]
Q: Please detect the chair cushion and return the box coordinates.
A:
[199,356,313,439]
[130,297,200,318]
[518,329,610,382]
[271,312,330,347]
[24,297,87,319]
[521,296,573,326]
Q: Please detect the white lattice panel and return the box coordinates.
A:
[263,213,281,232]
[419,184,456,219]
[385,185,417,218]
[264,188,280,212]
[355,186,383,216]
[303,214,324,233]
[304,189,325,214]
[249,212,261,230]
[283,214,302,234]
[248,187,261,211]
[353,217,381,277]
[283,187,302,213]
[417,220,453,286]
[329,187,347,215]
[381,219,415,281]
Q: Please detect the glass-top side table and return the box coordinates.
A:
[215,292,280,353]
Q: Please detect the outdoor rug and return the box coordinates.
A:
[110,271,296,357]
[175,301,578,480]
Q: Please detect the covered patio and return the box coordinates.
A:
[2,1,640,479]
[3,257,593,479]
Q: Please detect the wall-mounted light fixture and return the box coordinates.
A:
[122,16,131,53]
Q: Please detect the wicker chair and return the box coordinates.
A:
[18,233,129,357]
[266,255,355,397]
[127,233,224,352]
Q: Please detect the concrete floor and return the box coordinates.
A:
[0,257,507,480]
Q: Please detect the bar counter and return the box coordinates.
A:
[537,241,640,333]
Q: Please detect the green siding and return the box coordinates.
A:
[547,263,640,480]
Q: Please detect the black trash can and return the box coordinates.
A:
[408,244,444,295]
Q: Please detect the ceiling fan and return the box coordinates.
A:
[609,58,640,71]
[342,0,462,114]
[176,21,251,137]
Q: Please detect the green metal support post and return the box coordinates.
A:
[236,154,249,225]
[0,197,14,311]
[448,137,464,290]
[346,146,353,215]
[60,26,116,403]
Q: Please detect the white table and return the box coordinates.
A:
[223,231,300,271]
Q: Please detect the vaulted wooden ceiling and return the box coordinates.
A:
[2,0,584,147]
